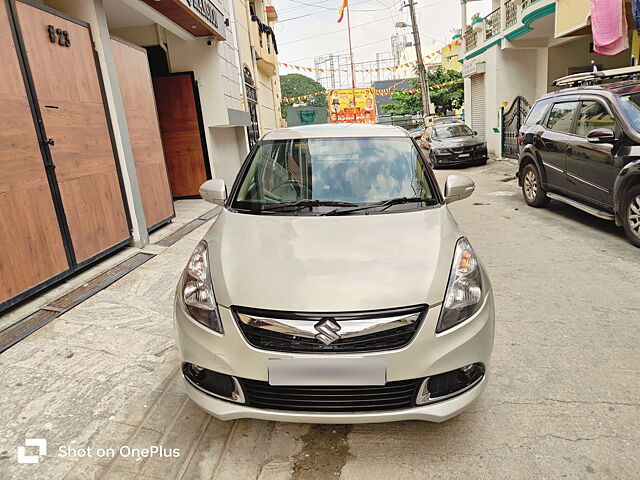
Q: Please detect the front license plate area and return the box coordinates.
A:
[459,153,470,157]
[268,358,386,386]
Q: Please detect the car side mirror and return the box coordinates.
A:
[473,130,478,136]
[586,128,615,144]
[200,179,227,206]
[444,175,475,204]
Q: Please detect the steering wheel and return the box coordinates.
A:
[270,179,302,201]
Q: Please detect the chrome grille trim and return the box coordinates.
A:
[232,305,427,353]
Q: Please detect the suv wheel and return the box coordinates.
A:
[522,162,549,207]
[621,184,640,248]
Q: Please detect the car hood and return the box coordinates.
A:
[204,206,463,312]
[434,136,483,148]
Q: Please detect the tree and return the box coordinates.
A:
[280,73,326,119]
[380,67,463,116]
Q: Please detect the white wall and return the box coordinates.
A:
[209,126,248,186]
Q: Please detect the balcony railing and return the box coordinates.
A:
[463,0,548,55]
[484,8,501,40]
[505,0,517,28]
[465,26,478,49]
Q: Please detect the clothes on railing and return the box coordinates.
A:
[590,0,628,55]
[251,15,279,55]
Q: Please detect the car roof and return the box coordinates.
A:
[537,79,638,101]
[262,123,409,140]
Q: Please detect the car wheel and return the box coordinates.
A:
[521,162,549,207]
[621,184,640,248]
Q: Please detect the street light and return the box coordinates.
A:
[395,21,409,28]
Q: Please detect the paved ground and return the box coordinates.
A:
[1,158,639,479]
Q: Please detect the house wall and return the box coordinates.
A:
[547,34,633,89]
[555,0,590,36]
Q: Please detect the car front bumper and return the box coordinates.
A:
[174,292,494,423]
[433,150,488,166]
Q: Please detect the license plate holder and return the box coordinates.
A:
[268,358,386,386]
[459,153,470,157]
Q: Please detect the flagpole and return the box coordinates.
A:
[346,3,356,122]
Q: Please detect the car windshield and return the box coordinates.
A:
[619,93,640,132]
[232,137,436,213]
[433,124,474,139]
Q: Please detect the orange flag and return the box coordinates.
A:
[337,0,348,23]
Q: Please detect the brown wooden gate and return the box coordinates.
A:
[111,37,174,229]
[152,73,210,197]
[16,1,130,263]
[1,0,131,310]
[0,0,69,305]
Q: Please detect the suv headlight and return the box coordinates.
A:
[436,237,483,333]
[179,240,223,333]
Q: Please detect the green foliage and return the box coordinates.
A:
[380,67,463,116]
[280,73,326,119]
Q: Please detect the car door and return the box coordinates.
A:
[538,101,580,191]
[565,99,618,208]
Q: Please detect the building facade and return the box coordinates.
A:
[0,0,280,311]
[460,0,636,155]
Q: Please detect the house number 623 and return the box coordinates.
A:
[47,25,70,47]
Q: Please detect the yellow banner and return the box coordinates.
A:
[327,88,377,123]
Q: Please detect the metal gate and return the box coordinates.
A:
[502,96,530,159]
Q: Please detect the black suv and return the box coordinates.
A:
[517,67,640,247]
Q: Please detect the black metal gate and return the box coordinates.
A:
[502,96,530,159]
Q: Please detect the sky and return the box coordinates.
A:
[271,0,493,80]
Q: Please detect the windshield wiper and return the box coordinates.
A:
[322,197,437,216]
[261,199,358,213]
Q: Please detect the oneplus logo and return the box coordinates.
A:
[17,439,46,464]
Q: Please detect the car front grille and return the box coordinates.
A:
[449,145,475,154]
[240,378,421,412]
[233,306,426,353]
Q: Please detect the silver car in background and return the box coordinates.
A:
[175,124,494,423]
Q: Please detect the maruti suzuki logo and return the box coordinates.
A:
[314,318,341,345]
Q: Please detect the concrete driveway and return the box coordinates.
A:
[1,159,638,479]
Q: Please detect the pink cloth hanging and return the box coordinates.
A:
[590,0,629,55]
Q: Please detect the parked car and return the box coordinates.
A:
[407,125,425,139]
[175,124,494,424]
[517,66,640,247]
[434,116,464,125]
[420,123,488,167]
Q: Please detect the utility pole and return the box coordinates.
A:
[406,0,431,119]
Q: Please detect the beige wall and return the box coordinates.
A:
[547,35,632,89]
[555,0,590,37]
[234,0,282,133]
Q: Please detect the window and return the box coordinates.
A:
[233,137,434,211]
[574,101,616,137]
[546,102,578,133]
[524,100,550,127]
[243,67,259,148]
[620,93,640,133]
[433,124,474,139]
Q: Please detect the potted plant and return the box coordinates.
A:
[471,13,484,32]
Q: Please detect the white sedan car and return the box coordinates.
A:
[175,124,494,423]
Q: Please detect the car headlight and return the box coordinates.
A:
[436,237,483,333]
[179,240,224,333]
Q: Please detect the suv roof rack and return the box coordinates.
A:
[552,65,640,88]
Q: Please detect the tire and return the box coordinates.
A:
[521,162,549,207]
[620,184,640,248]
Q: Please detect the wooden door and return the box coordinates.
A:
[152,74,209,197]
[0,0,69,305]
[16,1,130,264]
[111,38,174,229]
